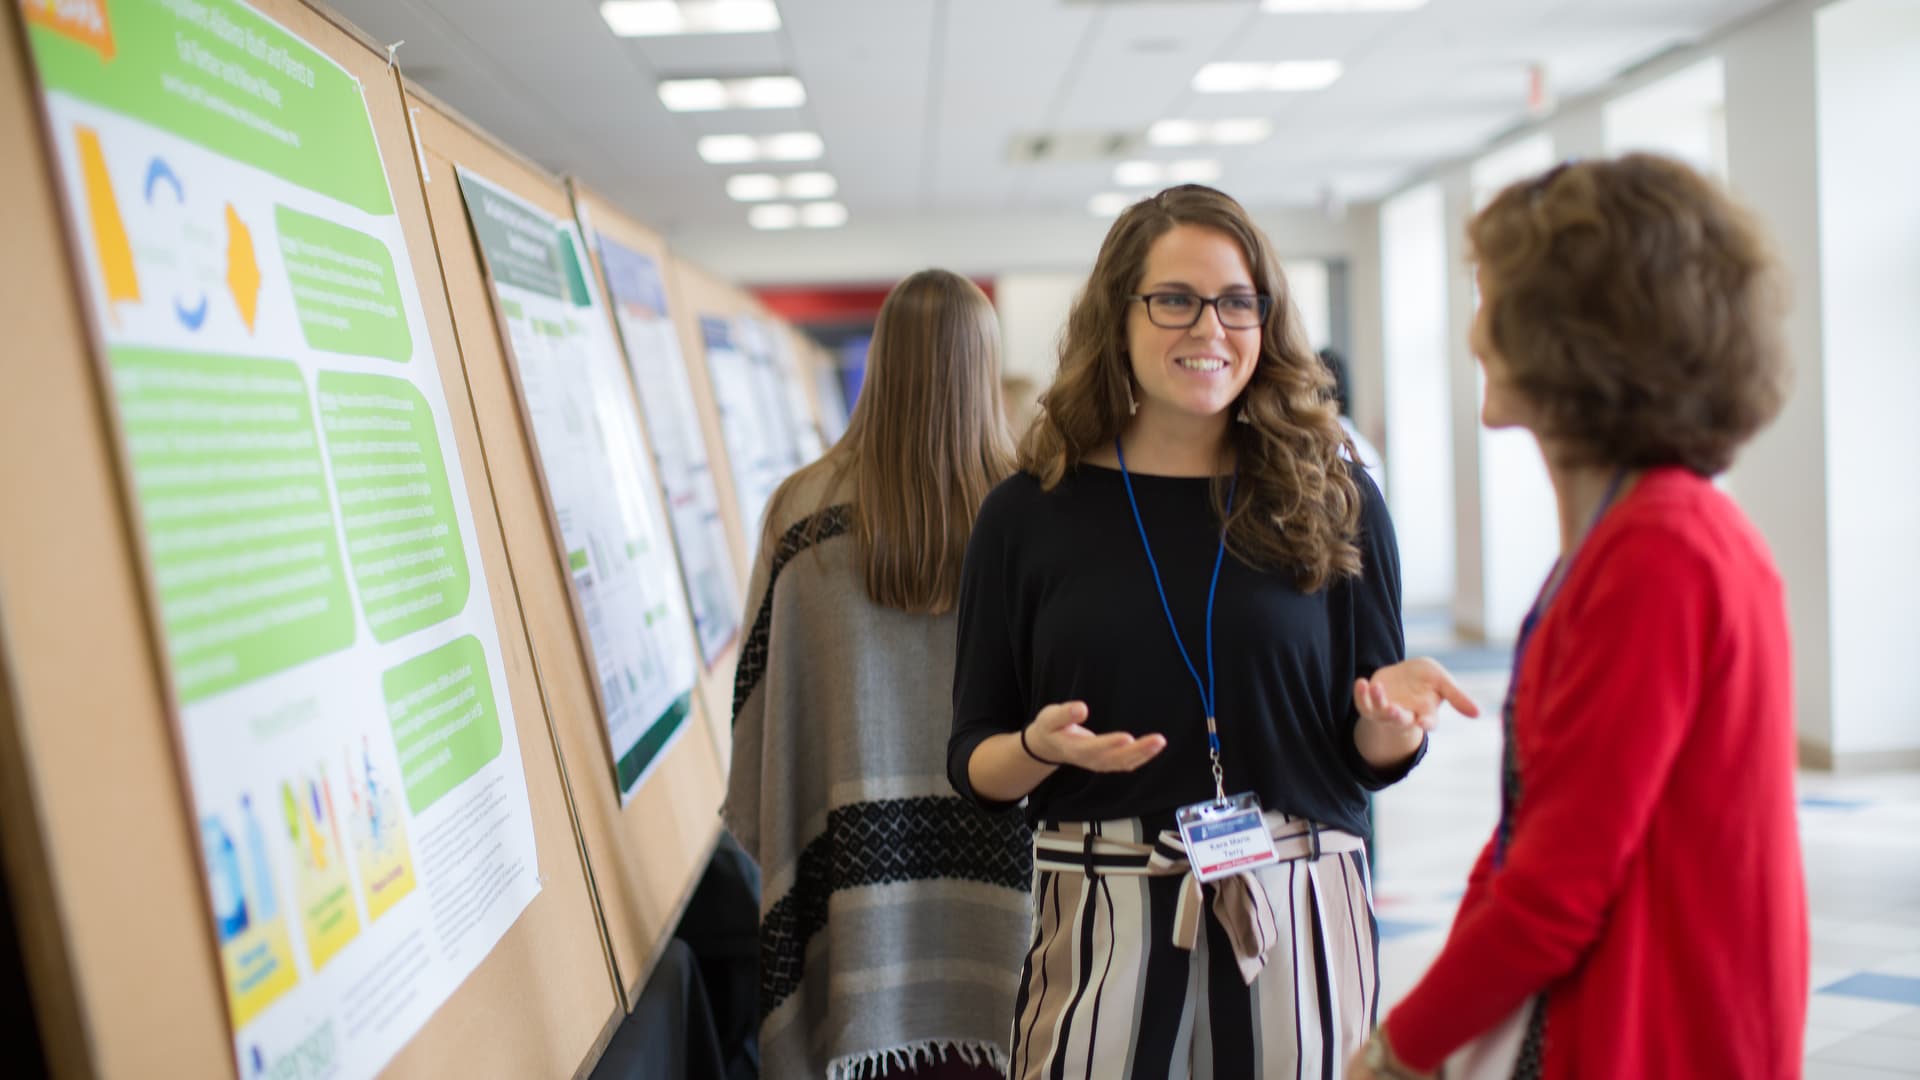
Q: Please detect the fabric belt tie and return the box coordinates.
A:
[1032,812,1366,986]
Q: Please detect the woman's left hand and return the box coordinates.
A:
[1353,657,1480,768]
[1356,656,1481,731]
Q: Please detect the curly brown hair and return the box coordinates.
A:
[1020,185,1362,591]
[1469,154,1789,474]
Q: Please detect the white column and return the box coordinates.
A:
[1722,1,1835,758]
[993,271,1087,385]
[1380,181,1458,610]
[1814,0,1920,767]
[1345,205,1388,450]
[1441,171,1487,636]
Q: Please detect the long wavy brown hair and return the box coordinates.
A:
[766,269,1014,614]
[1020,185,1363,590]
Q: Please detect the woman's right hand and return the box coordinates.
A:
[1026,701,1167,772]
[967,701,1167,803]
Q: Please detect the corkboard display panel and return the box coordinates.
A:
[569,183,749,771]
[402,87,724,1009]
[0,2,616,1076]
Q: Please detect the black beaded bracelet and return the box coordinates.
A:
[1019,725,1062,767]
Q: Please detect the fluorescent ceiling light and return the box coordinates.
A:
[800,202,848,228]
[1168,159,1223,183]
[698,134,760,163]
[734,76,806,108]
[749,204,799,229]
[1262,0,1426,11]
[726,173,781,201]
[699,132,825,164]
[658,78,729,111]
[1267,62,1340,90]
[602,0,781,37]
[696,0,783,32]
[729,172,836,200]
[763,131,825,161]
[1089,193,1135,217]
[783,171,838,199]
[1194,60,1343,93]
[1148,120,1204,147]
[1211,118,1273,145]
[601,1,682,35]
[1148,118,1273,147]
[1114,159,1221,187]
[659,75,805,112]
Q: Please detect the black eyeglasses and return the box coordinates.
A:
[1129,292,1272,330]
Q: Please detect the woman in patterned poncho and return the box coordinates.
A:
[725,269,1033,1080]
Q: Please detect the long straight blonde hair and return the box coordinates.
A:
[765,270,1013,614]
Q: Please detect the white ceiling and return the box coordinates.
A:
[323,0,1784,282]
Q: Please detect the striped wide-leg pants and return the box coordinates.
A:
[1007,814,1379,1080]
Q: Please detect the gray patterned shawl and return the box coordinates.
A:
[723,474,1032,1080]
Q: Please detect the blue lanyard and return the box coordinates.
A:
[1113,439,1237,804]
[1494,467,1630,866]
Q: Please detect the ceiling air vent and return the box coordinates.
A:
[1008,129,1146,164]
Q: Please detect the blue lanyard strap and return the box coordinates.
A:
[1114,439,1237,803]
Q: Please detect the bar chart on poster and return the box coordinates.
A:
[455,166,698,800]
[14,1,543,1075]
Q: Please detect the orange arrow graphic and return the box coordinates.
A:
[75,126,139,324]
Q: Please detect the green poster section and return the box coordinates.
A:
[276,205,413,360]
[316,370,472,642]
[24,0,391,214]
[114,346,355,703]
[616,692,690,793]
[384,634,504,814]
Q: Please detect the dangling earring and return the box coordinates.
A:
[1236,404,1252,424]
[1126,384,1139,417]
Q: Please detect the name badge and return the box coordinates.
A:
[1175,792,1280,882]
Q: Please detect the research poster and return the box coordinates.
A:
[591,233,741,666]
[759,319,827,463]
[733,315,810,470]
[21,1,541,1076]
[700,315,788,533]
[456,168,698,799]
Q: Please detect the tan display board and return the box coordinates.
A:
[572,183,747,763]
[402,86,724,1008]
[0,0,842,1067]
[0,1,616,1076]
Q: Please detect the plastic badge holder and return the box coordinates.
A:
[1175,791,1280,883]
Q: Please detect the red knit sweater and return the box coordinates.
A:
[1385,467,1809,1078]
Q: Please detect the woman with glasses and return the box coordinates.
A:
[1348,156,1805,1080]
[948,184,1474,1078]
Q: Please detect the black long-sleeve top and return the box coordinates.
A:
[947,463,1419,837]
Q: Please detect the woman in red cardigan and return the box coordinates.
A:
[1350,154,1808,1079]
